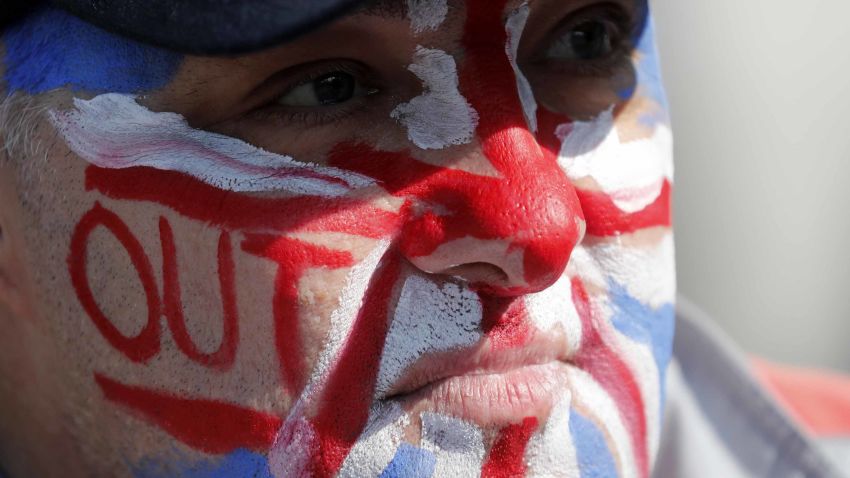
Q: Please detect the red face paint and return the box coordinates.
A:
[241,234,355,395]
[65,0,670,473]
[69,202,161,363]
[481,417,540,478]
[94,373,282,454]
[160,218,239,370]
[572,278,649,478]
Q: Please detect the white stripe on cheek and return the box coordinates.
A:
[49,93,374,196]
[303,240,392,396]
[568,366,638,478]
[375,276,482,398]
[524,391,580,477]
[407,0,449,34]
[505,3,538,133]
[525,272,583,355]
[338,403,410,477]
[391,47,480,150]
[584,233,676,309]
[558,109,674,213]
[421,412,486,478]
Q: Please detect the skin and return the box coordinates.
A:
[0,0,674,476]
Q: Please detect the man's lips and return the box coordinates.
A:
[380,326,574,425]
[394,361,572,425]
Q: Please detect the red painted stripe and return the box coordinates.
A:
[481,296,533,350]
[752,359,850,437]
[481,417,540,478]
[571,279,649,478]
[85,166,400,238]
[160,218,240,370]
[308,255,402,477]
[241,234,355,396]
[577,180,672,237]
[69,203,162,363]
[94,373,282,454]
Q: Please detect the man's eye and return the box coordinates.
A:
[545,18,620,61]
[277,71,373,107]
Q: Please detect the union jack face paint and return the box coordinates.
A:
[40,0,675,476]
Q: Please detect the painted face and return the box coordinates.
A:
[0,0,674,476]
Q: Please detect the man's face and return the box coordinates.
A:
[0,0,674,476]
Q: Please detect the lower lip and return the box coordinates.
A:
[392,361,571,426]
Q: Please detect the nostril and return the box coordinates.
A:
[441,262,509,285]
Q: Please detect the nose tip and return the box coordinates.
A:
[397,168,584,296]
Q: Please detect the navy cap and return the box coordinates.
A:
[1,0,371,55]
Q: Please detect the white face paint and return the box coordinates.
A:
[567,366,639,478]
[558,109,674,213]
[49,94,373,196]
[421,412,486,477]
[407,0,450,34]
[584,234,677,308]
[375,276,483,398]
[338,403,410,477]
[524,272,583,354]
[391,47,480,150]
[524,392,579,477]
[505,3,538,133]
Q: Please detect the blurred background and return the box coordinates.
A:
[654,0,850,371]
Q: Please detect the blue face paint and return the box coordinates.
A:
[570,409,619,478]
[635,16,668,107]
[132,449,271,478]
[2,7,181,95]
[633,12,670,127]
[609,281,676,409]
[379,444,437,478]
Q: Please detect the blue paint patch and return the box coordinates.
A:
[379,443,436,478]
[632,8,670,126]
[617,83,637,101]
[609,281,675,409]
[635,17,668,108]
[3,7,181,94]
[570,409,619,478]
[132,449,272,478]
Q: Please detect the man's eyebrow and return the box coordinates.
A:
[353,0,408,19]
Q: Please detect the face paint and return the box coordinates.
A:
[558,109,673,213]
[420,413,486,476]
[406,0,450,34]
[374,276,483,397]
[2,8,180,94]
[46,0,675,476]
[50,94,373,196]
[337,403,410,477]
[505,3,537,133]
[390,47,479,150]
[523,392,579,477]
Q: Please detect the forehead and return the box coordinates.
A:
[1,0,653,97]
[2,8,181,94]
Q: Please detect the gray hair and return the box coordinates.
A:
[0,91,50,165]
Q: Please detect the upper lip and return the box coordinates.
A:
[379,325,573,400]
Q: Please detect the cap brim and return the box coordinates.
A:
[50,0,370,55]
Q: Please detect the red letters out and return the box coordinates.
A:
[68,202,162,363]
[69,203,240,370]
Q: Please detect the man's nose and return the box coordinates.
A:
[394,0,585,296]
[397,125,585,296]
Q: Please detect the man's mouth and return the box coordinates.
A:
[380,327,574,426]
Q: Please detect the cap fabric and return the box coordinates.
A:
[2,0,371,55]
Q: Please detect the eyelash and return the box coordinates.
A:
[246,4,636,126]
[538,4,636,77]
[248,61,382,126]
